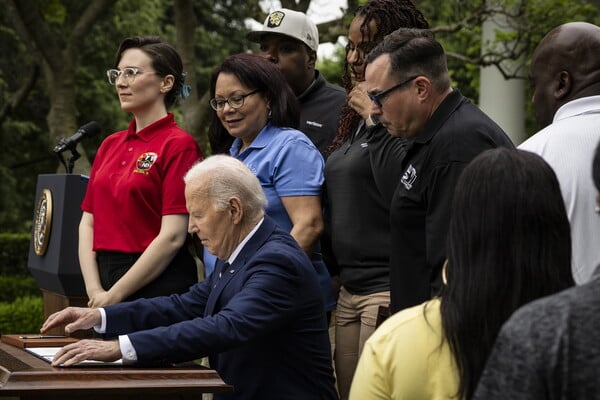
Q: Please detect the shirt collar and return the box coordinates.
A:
[226,217,264,265]
[230,124,275,154]
[126,113,175,141]
[553,95,600,123]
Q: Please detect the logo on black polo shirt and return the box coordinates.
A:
[401,164,417,190]
[134,152,158,175]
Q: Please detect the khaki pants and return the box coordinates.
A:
[334,286,390,400]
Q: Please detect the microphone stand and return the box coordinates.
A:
[54,141,80,174]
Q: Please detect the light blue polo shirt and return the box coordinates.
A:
[230,124,324,228]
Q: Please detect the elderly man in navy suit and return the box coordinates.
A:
[41,155,338,400]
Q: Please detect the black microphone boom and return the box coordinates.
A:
[53,121,101,153]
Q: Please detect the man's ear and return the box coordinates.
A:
[307,49,317,70]
[554,70,572,100]
[229,197,244,224]
[414,76,431,103]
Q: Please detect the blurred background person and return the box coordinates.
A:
[474,140,600,399]
[323,1,428,398]
[349,148,575,400]
[207,53,335,318]
[80,36,202,308]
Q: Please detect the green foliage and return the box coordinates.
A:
[0,296,44,335]
[0,233,31,276]
[0,276,40,303]
[318,45,346,88]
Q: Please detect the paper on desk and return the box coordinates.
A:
[26,347,123,366]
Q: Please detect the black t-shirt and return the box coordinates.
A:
[324,122,407,295]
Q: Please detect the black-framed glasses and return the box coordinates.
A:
[368,76,418,108]
[106,67,155,85]
[209,89,261,111]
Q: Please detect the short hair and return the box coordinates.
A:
[208,53,300,154]
[440,148,574,399]
[184,155,267,220]
[594,140,600,192]
[365,28,451,92]
[330,0,429,153]
[114,36,186,108]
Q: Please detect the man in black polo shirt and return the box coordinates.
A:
[247,8,346,156]
[364,28,514,314]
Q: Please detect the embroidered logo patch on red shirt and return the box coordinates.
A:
[134,152,158,175]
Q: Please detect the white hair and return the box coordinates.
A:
[184,155,267,219]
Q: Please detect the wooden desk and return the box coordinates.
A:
[0,342,232,400]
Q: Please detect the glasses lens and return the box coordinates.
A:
[107,69,119,85]
[368,94,382,108]
[209,98,219,111]
[123,68,137,81]
[229,95,244,109]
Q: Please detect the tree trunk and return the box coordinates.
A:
[174,0,210,153]
[9,0,116,174]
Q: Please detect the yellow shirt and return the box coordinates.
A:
[349,298,460,400]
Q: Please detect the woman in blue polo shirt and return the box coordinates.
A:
[206,53,335,316]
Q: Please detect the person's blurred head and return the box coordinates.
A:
[111,36,187,110]
[208,53,300,154]
[364,28,451,138]
[184,155,267,260]
[247,9,318,95]
[530,22,600,129]
[441,147,574,399]
[345,0,428,88]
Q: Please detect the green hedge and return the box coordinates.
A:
[0,296,44,335]
[0,232,30,276]
[0,235,44,334]
[0,275,40,303]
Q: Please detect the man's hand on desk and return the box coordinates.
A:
[40,307,102,335]
[50,339,121,367]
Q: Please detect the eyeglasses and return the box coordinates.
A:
[106,67,155,85]
[209,89,260,111]
[368,76,418,108]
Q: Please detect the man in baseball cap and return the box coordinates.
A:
[247,8,346,157]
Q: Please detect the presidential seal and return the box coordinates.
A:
[33,189,53,256]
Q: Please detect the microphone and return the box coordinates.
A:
[53,121,101,153]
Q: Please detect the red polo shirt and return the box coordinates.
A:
[81,113,202,252]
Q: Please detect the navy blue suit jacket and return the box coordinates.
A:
[103,216,337,400]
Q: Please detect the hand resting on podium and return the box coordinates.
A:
[40,306,120,366]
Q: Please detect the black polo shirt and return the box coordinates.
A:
[298,70,346,157]
[389,89,515,313]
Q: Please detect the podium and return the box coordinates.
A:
[27,174,89,329]
[0,341,233,399]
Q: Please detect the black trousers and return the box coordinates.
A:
[96,245,198,301]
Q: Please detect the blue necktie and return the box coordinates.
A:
[218,262,230,279]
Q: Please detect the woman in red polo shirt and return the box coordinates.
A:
[79,36,202,307]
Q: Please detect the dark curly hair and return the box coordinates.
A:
[327,0,428,153]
